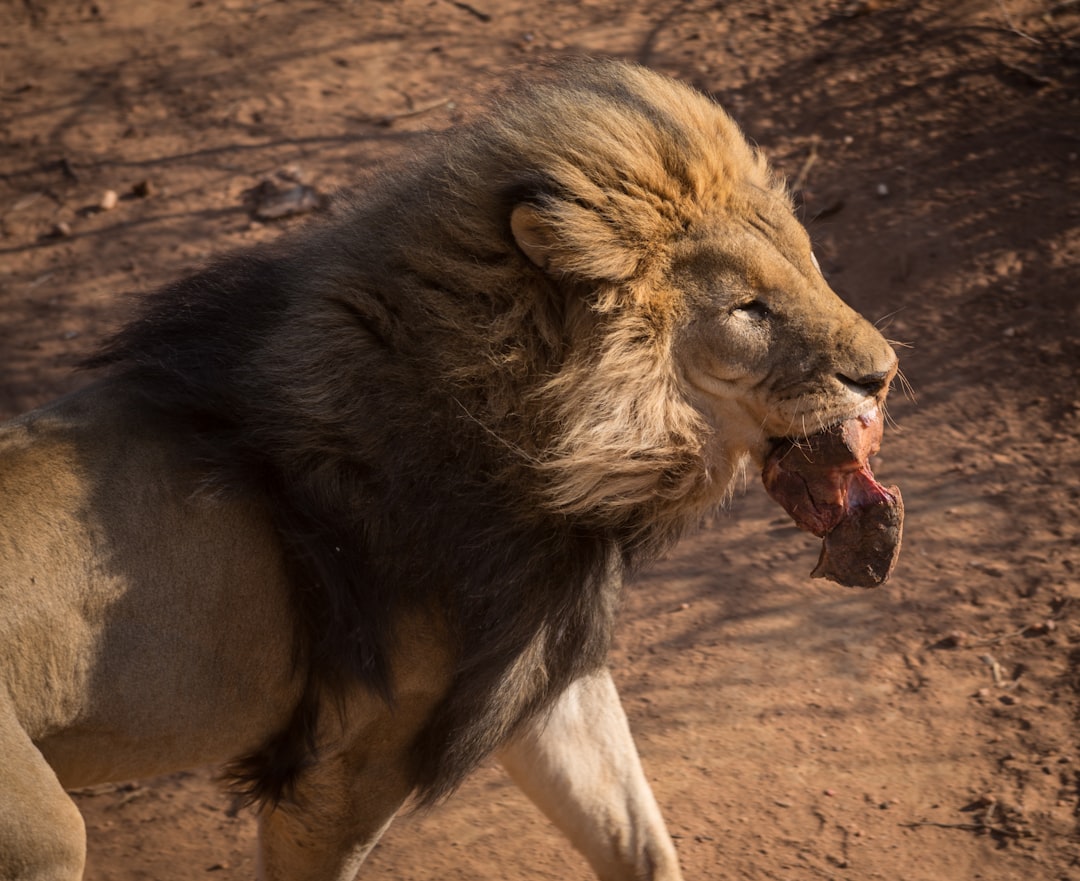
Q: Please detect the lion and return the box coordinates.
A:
[0,58,898,881]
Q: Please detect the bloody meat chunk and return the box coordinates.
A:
[761,408,904,587]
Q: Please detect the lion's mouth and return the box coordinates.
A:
[761,407,904,587]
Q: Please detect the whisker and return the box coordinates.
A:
[782,410,801,442]
[451,397,542,465]
[894,367,917,404]
[874,308,907,330]
[881,399,903,433]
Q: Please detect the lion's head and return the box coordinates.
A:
[90,58,898,805]
[444,59,898,538]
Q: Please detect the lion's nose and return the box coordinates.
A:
[837,368,892,396]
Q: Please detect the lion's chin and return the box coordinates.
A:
[760,407,904,587]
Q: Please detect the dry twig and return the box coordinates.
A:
[356,98,453,127]
[791,139,820,193]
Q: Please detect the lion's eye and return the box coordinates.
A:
[734,299,771,320]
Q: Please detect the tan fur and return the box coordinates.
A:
[0,59,896,880]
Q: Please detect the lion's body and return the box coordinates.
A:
[0,59,897,881]
[1,384,300,784]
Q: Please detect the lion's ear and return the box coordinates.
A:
[510,204,561,272]
[511,202,645,283]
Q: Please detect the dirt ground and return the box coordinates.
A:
[2,1,1079,879]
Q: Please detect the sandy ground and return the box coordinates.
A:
[1,1,1079,879]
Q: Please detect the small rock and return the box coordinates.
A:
[247,180,326,220]
[876,182,889,197]
[131,180,153,198]
[49,221,72,238]
[99,189,118,211]
[940,630,966,648]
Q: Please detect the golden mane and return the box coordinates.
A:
[336,59,782,534]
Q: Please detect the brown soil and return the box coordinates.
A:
[2,1,1079,879]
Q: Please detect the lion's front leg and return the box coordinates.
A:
[255,750,410,881]
[499,669,684,881]
[254,697,421,881]
[256,747,413,881]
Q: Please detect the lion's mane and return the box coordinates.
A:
[87,59,776,805]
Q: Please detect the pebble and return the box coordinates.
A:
[876,182,889,197]
[942,630,967,647]
[100,189,118,211]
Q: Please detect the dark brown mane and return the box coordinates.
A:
[86,58,766,806]
[86,246,621,806]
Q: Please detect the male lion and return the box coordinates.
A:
[0,59,898,881]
